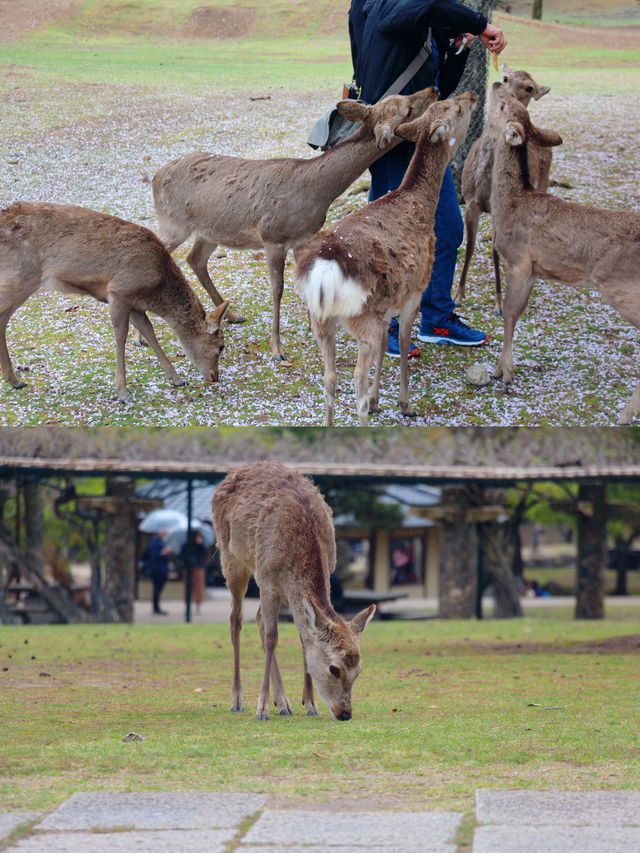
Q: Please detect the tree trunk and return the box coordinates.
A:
[23,481,44,577]
[575,483,606,619]
[480,522,523,618]
[531,0,543,20]
[438,489,478,619]
[103,477,138,622]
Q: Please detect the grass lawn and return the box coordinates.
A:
[1,612,639,819]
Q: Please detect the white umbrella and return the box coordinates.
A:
[139,508,188,534]
[165,520,215,553]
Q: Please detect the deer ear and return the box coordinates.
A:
[394,116,422,142]
[530,124,562,147]
[505,122,525,146]
[336,100,369,122]
[207,300,230,332]
[302,597,318,634]
[534,85,550,100]
[429,122,450,143]
[348,604,376,637]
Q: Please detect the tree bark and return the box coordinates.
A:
[23,480,44,576]
[575,483,606,619]
[531,0,543,20]
[480,521,523,618]
[438,489,478,619]
[103,477,138,622]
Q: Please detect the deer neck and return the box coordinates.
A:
[490,141,529,223]
[400,141,452,212]
[308,130,394,204]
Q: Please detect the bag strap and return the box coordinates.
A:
[378,28,432,100]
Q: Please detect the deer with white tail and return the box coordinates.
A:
[0,202,228,402]
[152,87,438,361]
[211,461,375,721]
[455,65,554,315]
[295,91,478,426]
[488,84,640,425]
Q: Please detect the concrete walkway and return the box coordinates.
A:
[2,790,639,851]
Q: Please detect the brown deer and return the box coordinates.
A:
[455,65,553,314]
[295,91,478,426]
[489,86,640,425]
[0,202,228,402]
[152,87,439,360]
[211,461,375,721]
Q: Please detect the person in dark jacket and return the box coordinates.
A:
[349,0,506,356]
[143,529,173,615]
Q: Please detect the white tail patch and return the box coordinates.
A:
[297,258,367,322]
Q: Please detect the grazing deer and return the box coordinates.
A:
[0,202,228,402]
[152,87,439,360]
[489,86,640,425]
[295,91,478,426]
[455,65,553,314]
[211,461,375,721]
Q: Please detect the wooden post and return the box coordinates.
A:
[575,483,606,619]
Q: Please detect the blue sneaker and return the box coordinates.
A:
[385,327,420,359]
[417,312,487,346]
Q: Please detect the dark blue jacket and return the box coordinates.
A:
[349,0,487,103]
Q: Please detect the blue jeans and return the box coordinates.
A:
[369,151,463,330]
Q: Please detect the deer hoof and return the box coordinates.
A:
[256,712,269,722]
[231,705,244,713]
[279,708,294,716]
[306,709,320,717]
[399,404,416,418]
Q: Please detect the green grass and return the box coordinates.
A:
[1,614,639,814]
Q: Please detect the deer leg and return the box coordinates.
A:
[492,227,503,316]
[454,200,480,306]
[354,337,377,426]
[255,591,280,721]
[368,322,388,415]
[0,307,26,388]
[492,267,535,386]
[397,298,420,418]
[264,243,288,361]
[223,559,250,713]
[187,237,244,324]
[129,310,185,387]
[310,315,337,427]
[300,644,319,716]
[256,604,292,716]
[108,297,132,403]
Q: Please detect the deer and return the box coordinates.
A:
[488,85,640,425]
[151,87,439,361]
[455,65,553,315]
[0,201,229,402]
[295,91,478,426]
[211,460,375,722]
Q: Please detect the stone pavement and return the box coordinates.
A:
[1,790,639,852]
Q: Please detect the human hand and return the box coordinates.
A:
[478,23,507,54]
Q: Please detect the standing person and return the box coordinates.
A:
[181,529,208,614]
[348,0,507,357]
[143,529,173,615]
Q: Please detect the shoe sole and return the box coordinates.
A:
[417,334,487,347]
[385,350,420,359]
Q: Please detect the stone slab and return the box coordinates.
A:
[0,813,40,841]
[242,809,461,851]
[475,789,640,827]
[7,829,235,852]
[473,825,640,853]
[37,792,266,831]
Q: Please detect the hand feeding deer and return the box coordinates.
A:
[295,91,477,426]
[211,461,375,721]
[0,202,228,402]
[151,87,439,361]
[489,85,640,425]
[455,65,553,315]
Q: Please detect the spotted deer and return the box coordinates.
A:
[152,87,439,360]
[211,461,375,721]
[0,202,228,402]
[489,85,640,425]
[295,92,477,425]
[455,65,553,314]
